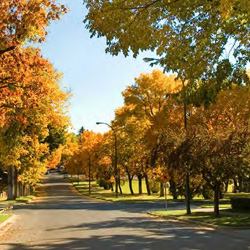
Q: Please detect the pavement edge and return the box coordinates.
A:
[0,214,17,237]
[147,211,250,230]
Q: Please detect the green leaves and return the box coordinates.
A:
[84,0,250,83]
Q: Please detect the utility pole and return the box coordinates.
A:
[96,122,118,198]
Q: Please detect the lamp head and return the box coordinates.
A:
[143,57,158,63]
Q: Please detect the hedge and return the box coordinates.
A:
[230,198,250,210]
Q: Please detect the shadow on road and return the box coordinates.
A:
[2,220,249,250]
[14,173,182,213]
[2,173,249,250]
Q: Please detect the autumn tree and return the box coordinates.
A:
[84,0,249,83]
[65,130,104,191]
[79,130,103,193]
[84,0,250,214]
[61,132,79,169]
[0,0,67,55]
[189,86,250,217]
[114,109,149,195]
[0,47,70,199]
[113,70,183,195]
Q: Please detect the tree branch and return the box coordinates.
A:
[0,46,17,55]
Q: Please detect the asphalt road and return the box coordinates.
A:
[0,173,250,250]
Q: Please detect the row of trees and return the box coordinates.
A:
[0,0,70,199]
[65,70,250,217]
[81,0,250,217]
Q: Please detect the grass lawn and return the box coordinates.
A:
[70,177,250,204]
[72,179,174,202]
[199,204,231,209]
[151,210,250,228]
[224,192,250,199]
[0,195,35,204]
[0,214,11,224]
[71,179,224,203]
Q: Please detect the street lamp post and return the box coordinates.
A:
[88,152,91,194]
[96,122,118,198]
[143,57,191,214]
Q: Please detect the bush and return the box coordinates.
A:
[98,179,106,188]
[98,179,112,190]
[231,198,250,210]
[149,180,160,193]
[201,185,213,199]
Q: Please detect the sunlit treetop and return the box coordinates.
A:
[121,70,182,118]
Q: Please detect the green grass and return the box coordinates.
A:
[72,178,149,194]
[71,178,197,202]
[199,204,231,209]
[0,195,35,204]
[151,210,250,228]
[72,179,173,202]
[70,177,250,204]
[16,195,35,202]
[224,192,250,199]
[0,214,11,224]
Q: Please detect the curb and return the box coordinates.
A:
[0,214,17,237]
[147,211,218,229]
[147,211,250,230]
[0,197,35,208]
[27,196,36,204]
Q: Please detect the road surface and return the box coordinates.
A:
[1,173,249,249]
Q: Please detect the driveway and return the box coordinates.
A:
[0,173,249,250]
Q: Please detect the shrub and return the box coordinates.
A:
[98,179,106,188]
[230,198,250,210]
[98,179,112,189]
[149,180,160,193]
[201,185,213,199]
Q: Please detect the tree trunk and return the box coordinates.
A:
[13,167,18,198]
[159,181,164,197]
[77,169,80,185]
[23,185,26,196]
[238,175,243,192]
[88,156,91,194]
[118,178,123,194]
[7,166,14,200]
[186,172,191,214]
[224,180,229,193]
[214,180,220,217]
[138,175,143,194]
[17,182,22,198]
[20,183,23,197]
[24,185,29,196]
[170,179,178,199]
[128,176,134,195]
[233,178,238,193]
[21,183,24,196]
[144,174,151,195]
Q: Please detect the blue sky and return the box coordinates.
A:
[40,0,160,134]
